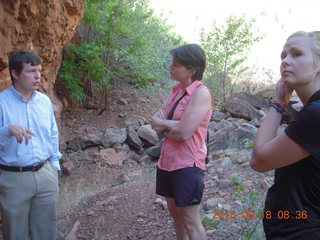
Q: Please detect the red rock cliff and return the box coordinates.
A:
[0,0,84,117]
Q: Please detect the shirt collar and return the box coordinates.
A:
[9,84,36,102]
[172,80,201,95]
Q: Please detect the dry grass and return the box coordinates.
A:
[56,163,125,239]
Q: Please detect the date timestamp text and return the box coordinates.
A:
[212,210,308,220]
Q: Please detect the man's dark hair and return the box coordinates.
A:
[170,44,206,81]
[9,50,43,81]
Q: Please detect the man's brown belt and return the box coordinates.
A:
[0,161,47,172]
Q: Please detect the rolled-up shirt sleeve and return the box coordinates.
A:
[49,104,62,171]
[0,126,10,149]
[0,106,11,149]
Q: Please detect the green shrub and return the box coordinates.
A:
[59,43,108,101]
[200,15,263,107]
[60,0,183,101]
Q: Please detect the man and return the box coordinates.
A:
[0,50,61,240]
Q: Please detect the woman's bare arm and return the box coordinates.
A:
[250,79,309,172]
[250,107,309,172]
[163,87,211,141]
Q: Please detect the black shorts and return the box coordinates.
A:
[156,164,204,207]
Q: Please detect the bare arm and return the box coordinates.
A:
[250,108,309,172]
[151,93,175,133]
[163,87,211,141]
[250,79,309,172]
[151,115,179,133]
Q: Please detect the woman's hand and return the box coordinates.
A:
[274,78,294,105]
[151,116,166,132]
[151,115,179,133]
[250,78,309,172]
[164,87,211,141]
[151,107,168,132]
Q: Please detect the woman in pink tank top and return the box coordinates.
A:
[151,44,212,240]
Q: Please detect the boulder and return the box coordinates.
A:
[234,92,268,109]
[234,123,257,144]
[96,148,127,167]
[60,156,76,175]
[223,98,263,121]
[137,124,159,146]
[145,141,162,161]
[126,126,143,152]
[125,114,148,130]
[211,110,231,122]
[213,119,234,131]
[208,124,236,151]
[80,134,103,149]
[101,127,127,148]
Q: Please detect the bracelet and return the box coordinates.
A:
[269,104,284,114]
[268,99,286,113]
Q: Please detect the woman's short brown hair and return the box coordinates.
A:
[170,44,206,81]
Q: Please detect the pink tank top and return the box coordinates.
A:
[157,80,212,171]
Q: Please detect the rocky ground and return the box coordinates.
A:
[56,86,273,240]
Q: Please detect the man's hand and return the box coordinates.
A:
[8,125,35,144]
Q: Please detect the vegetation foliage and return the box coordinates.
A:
[59,43,107,101]
[59,1,263,110]
[60,0,183,102]
[200,15,263,106]
[231,174,266,239]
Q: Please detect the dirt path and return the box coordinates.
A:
[57,162,176,240]
[57,152,270,240]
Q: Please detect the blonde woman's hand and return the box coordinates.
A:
[275,78,294,105]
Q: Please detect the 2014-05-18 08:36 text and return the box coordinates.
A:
[212,210,308,220]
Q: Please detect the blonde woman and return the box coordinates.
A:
[250,31,320,239]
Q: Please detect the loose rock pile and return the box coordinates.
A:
[61,89,299,175]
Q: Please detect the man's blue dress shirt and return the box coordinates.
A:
[0,85,61,170]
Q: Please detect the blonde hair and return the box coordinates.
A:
[288,31,320,67]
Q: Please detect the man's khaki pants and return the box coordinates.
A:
[0,161,59,240]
